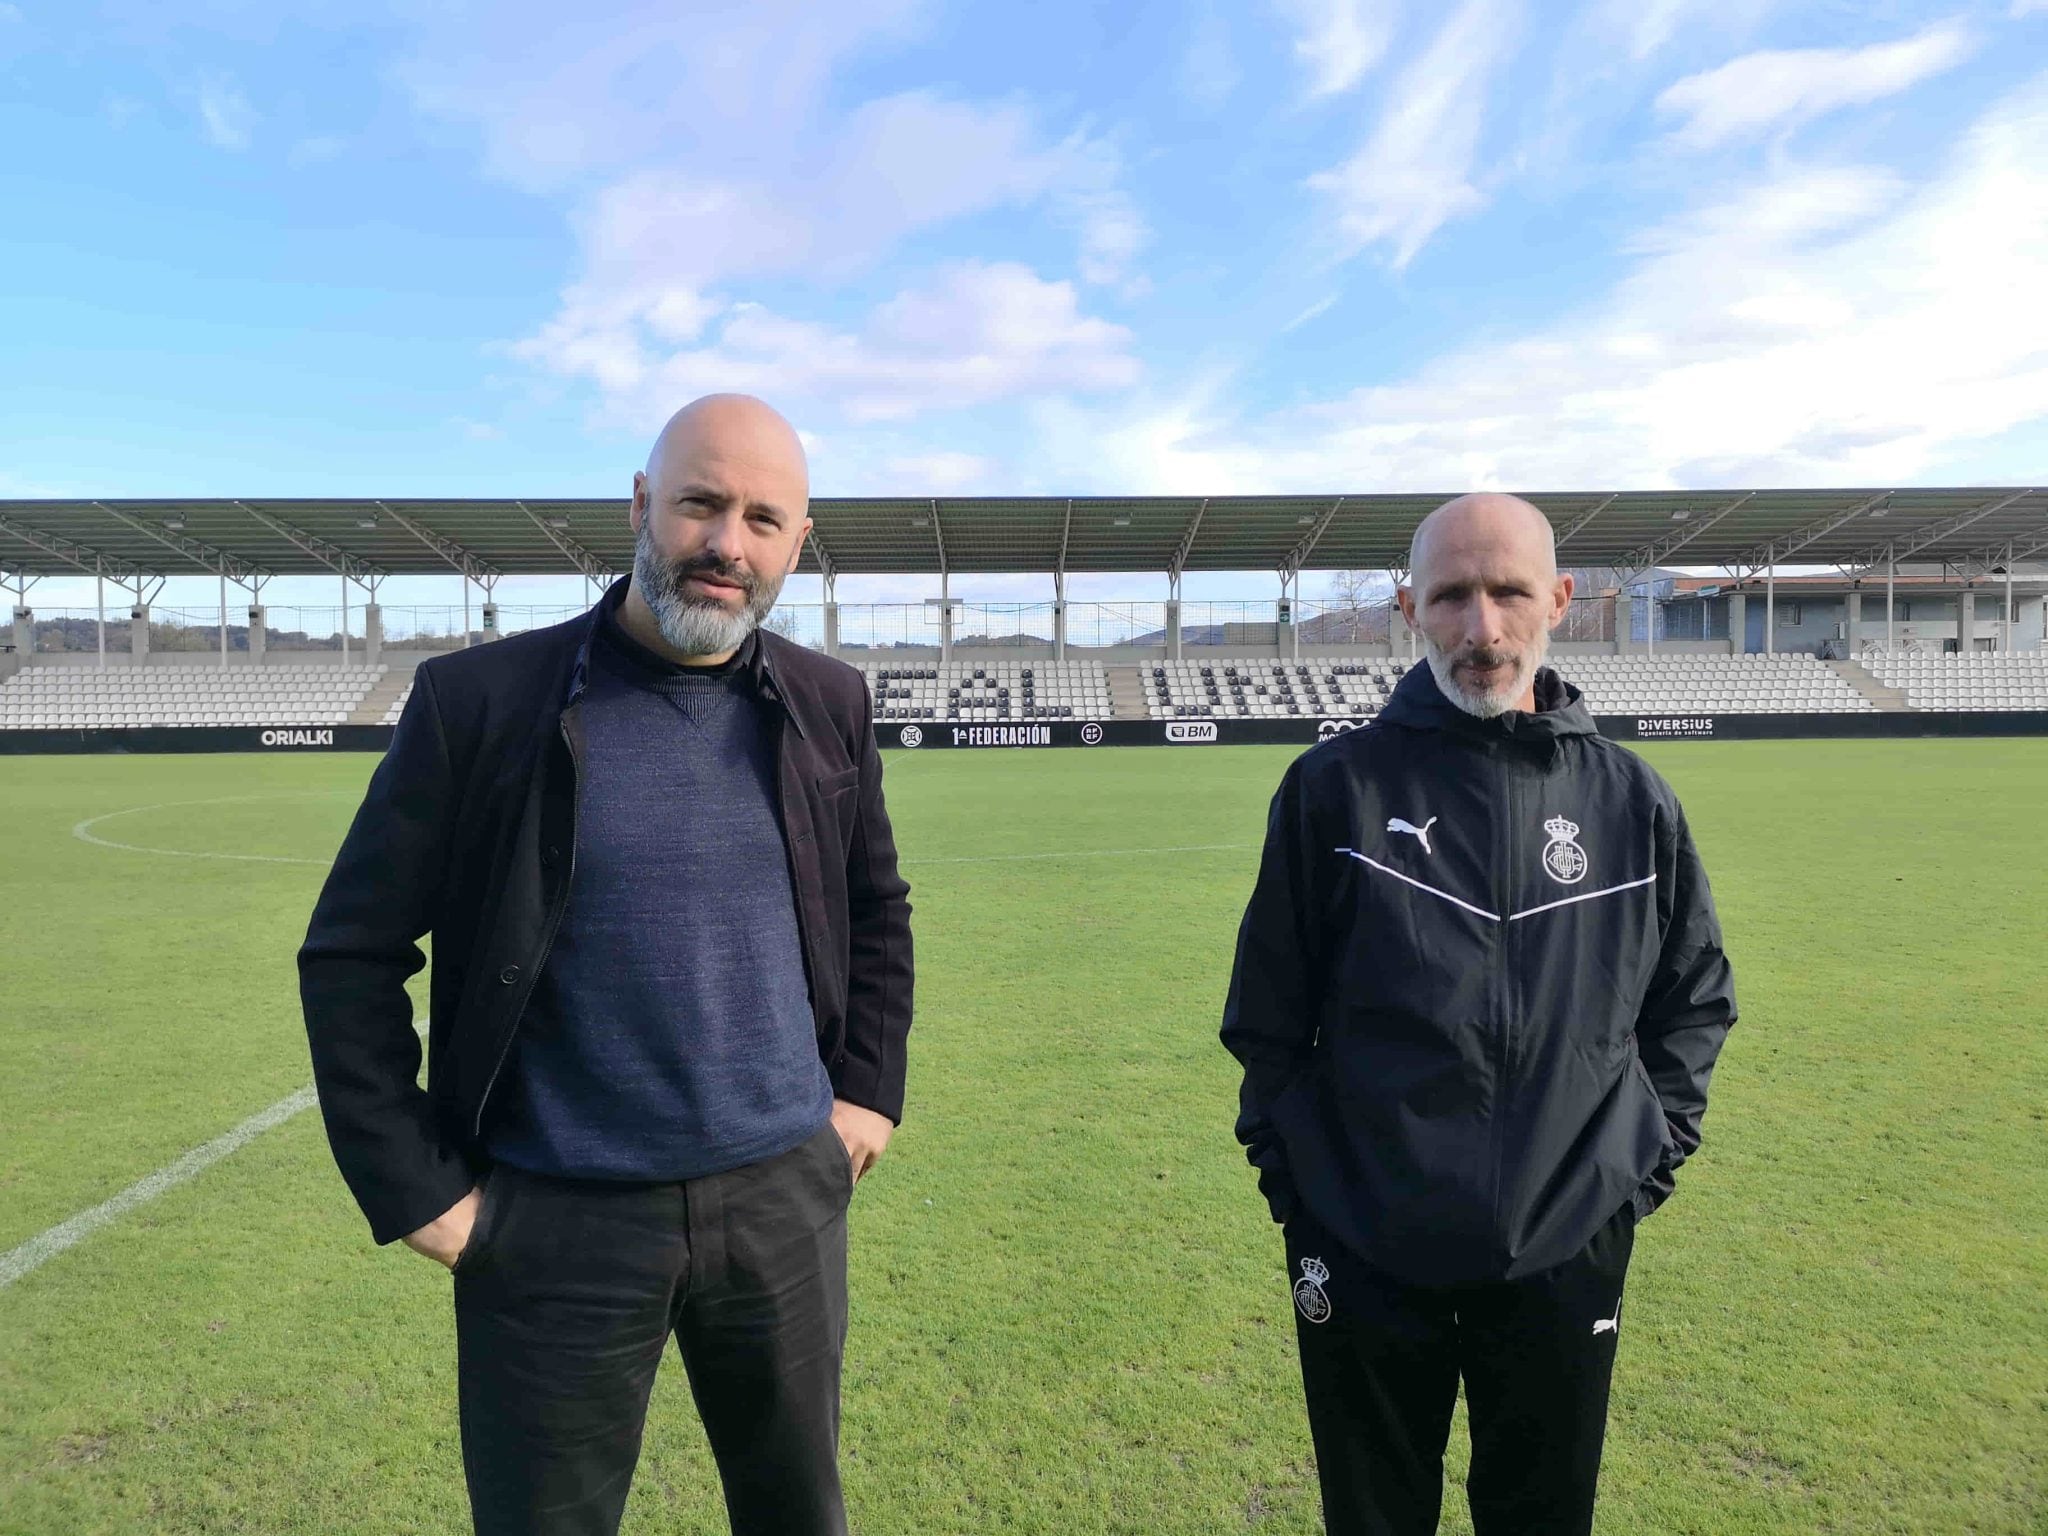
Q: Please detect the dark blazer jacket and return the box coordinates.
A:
[300,580,914,1244]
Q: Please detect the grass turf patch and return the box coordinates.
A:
[1,741,2043,1533]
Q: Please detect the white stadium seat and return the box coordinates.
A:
[1143,658,1401,720]
[861,660,1112,723]
[0,663,386,729]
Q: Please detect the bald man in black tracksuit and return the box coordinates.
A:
[1223,659,1736,1533]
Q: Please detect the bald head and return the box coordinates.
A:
[622,393,814,664]
[644,393,809,500]
[1398,492,1573,718]
[1407,493,1557,590]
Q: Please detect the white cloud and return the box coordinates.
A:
[1036,75,2048,498]
[1585,0,1773,64]
[390,0,927,194]
[2012,0,2047,17]
[392,4,1152,415]
[519,262,1140,430]
[1276,0,1397,98]
[1308,0,1518,266]
[1657,23,1976,151]
[194,74,254,151]
[1283,293,1340,331]
[881,450,997,492]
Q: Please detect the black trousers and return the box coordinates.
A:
[451,1121,854,1536]
[1287,1202,1636,1536]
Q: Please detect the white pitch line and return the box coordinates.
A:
[72,791,347,866]
[0,1020,427,1291]
[0,1083,318,1288]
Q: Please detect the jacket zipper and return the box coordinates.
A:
[1485,747,1515,1254]
[473,715,582,1135]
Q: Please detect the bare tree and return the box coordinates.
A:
[1326,569,1387,642]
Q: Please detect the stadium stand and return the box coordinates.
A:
[0,664,386,728]
[1146,658,1407,718]
[1141,653,1881,719]
[1559,656,1874,714]
[1862,653,2048,710]
[861,661,1112,722]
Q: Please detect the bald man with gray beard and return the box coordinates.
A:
[302,395,913,1536]
[1222,494,1736,1535]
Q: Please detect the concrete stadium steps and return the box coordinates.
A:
[350,669,415,726]
[1830,660,1911,712]
[1105,666,1149,720]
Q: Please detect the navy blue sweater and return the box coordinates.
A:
[484,618,832,1180]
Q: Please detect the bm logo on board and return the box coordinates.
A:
[1165,721,1218,744]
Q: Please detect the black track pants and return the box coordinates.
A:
[1287,1202,1636,1536]
[451,1122,854,1536]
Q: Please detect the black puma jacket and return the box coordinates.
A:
[1222,663,1736,1285]
[300,578,913,1246]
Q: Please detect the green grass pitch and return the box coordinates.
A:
[2,740,2044,1534]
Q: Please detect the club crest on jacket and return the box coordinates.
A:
[1293,1256,1332,1323]
[1541,815,1588,886]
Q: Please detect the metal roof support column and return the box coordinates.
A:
[340,571,350,668]
[2006,545,2015,652]
[1886,548,1895,652]
[96,561,106,670]
[219,570,228,669]
[1765,553,1775,657]
[514,502,614,590]
[1048,501,1071,665]
[463,575,471,650]
[1166,498,1206,601]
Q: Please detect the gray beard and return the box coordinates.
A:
[633,527,780,659]
[1423,629,1548,719]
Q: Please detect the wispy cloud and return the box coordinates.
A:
[194,74,254,151]
[1282,293,1340,331]
[1585,0,1774,64]
[882,450,997,492]
[1307,0,1518,267]
[1657,23,1977,151]
[1276,0,1397,98]
[518,262,1141,430]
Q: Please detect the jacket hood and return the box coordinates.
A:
[1378,658,1598,745]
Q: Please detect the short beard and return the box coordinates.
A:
[1423,628,1548,719]
[632,522,784,658]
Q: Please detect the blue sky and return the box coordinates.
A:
[3,0,2046,622]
